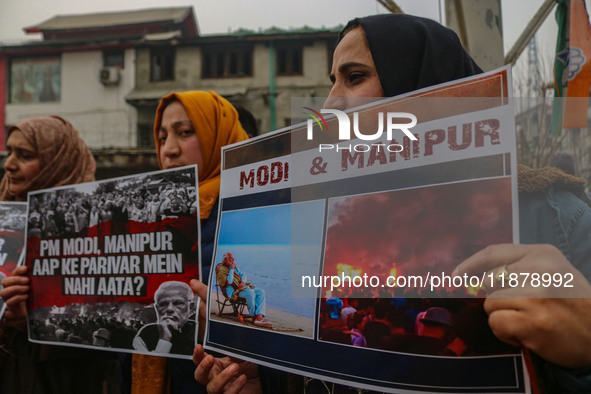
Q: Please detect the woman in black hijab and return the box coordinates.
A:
[325,13,482,114]
[328,13,591,394]
[340,14,482,97]
[193,14,591,393]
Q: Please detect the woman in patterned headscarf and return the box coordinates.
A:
[0,116,95,201]
[0,116,121,394]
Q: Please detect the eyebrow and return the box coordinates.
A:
[329,61,372,81]
[159,120,193,132]
[5,144,36,154]
[338,61,371,73]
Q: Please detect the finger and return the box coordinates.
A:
[487,309,524,347]
[1,274,29,289]
[12,265,28,276]
[190,279,208,301]
[0,285,30,303]
[453,244,535,277]
[199,297,207,320]
[193,344,206,366]
[197,311,206,343]
[223,374,247,394]
[486,284,567,298]
[3,307,26,319]
[194,354,216,385]
[3,312,26,323]
[483,297,529,314]
[207,363,240,394]
[5,296,28,308]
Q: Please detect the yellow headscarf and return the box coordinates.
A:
[153,91,249,219]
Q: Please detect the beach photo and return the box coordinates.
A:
[209,200,325,339]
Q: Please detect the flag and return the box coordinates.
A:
[564,0,591,128]
[551,0,569,136]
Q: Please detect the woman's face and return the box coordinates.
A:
[4,130,41,198]
[158,101,205,178]
[325,27,384,110]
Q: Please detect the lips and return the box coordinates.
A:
[7,176,23,184]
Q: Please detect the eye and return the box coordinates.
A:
[157,132,167,145]
[20,151,35,160]
[179,128,195,137]
[348,71,365,84]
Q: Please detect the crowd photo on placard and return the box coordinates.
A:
[27,173,197,238]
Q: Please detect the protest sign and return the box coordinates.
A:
[25,165,199,359]
[204,67,531,392]
[0,202,27,320]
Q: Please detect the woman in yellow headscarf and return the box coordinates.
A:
[132,91,249,394]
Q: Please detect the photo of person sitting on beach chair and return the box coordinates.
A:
[215,252,272,328]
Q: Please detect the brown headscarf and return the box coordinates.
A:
[153,91,249,219]
[0,116,95,201]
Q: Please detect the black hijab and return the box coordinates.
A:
[340,14,483,97]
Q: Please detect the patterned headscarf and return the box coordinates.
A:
[153,91,249,219]
[341,14,483,97]
[0,116,95,201]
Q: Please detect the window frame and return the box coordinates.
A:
[150,47,175,82]
[276,44,303,76]
[201,45,253,79]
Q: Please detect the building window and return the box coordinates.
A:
[138,124,155,148]
[150,48,175,81]
[202,46,253,78]
[276,45,303,76]
[9,56,61,104]
[103,50,125,68]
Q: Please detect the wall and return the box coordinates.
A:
[173,39,334,133]
[5,48,137,149]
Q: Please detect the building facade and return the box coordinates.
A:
[128,27,338,146]
[0,7,339,178]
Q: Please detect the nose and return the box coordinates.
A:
[323,86,348,111]
[160,134,180,158]
[3,154,17,172]
[162,301,175,313]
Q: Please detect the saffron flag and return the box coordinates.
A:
[564,0,591,128]
[551,0,569,136]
